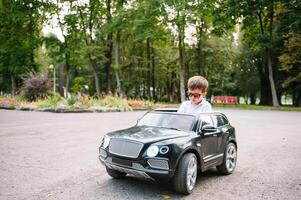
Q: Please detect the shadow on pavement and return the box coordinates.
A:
[94,168,222,199]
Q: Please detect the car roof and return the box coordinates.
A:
[151,107,227,118]
[152,108,226,117]
[153,107,178,112]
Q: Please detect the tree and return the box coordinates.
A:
[75,0,107,96]
[278,0,301,106]
[216,0,280,106]
[161,0,193,102]
[279,34,301,106]
[0,0,47,94]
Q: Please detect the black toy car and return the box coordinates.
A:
[98,109,237,194]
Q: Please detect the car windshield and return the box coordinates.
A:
[137,112,195,131]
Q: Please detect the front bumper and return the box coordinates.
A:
[99,148,172,180]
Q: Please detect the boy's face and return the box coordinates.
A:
[188,88,205,105]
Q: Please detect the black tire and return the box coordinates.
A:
[172,153,198,195]
[106,167,126,179]
[217,142,237,175]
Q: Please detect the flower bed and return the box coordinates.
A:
[0,95,162,113]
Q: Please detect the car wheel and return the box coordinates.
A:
[217,142,237,175]
[172,153,198,195]
[106,167,126,179]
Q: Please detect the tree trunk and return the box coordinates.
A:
[250,93,256,104]
[292,89,301,107]
[151,53,156,101]
[196,26,202,75]
[90,60,100,96]
[296,90,301,107]
[146,37,151,99]
[258,12,272,106]
[113,0,125,97]
[58,64,64,97]
[28,6,37,72]
[166,72,171,102]
[178,24,186,102]
[267,51,279,106]
[115,31,123,96]
[65,73,70,98]
[78,0,101,97]
[105,0,113,94]
[114,30,122,96]
[64,50,70,98]
[11,75,16,96]
[258,54,272,105]
[266,0,279,107]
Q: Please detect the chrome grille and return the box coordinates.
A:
[147,159,169,170]
[109,139,143,158]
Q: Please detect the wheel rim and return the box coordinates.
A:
[226,144,237,172]
[186,156,197,191]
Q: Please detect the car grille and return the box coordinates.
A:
[147,159,169,170]
[109,138,143,158]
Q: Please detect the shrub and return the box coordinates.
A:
[0,97,20,108]
[22,71,51,101]
[36,94,62,109]
[128,99,159,109]
[66,93,76,106]
[71,77,86,93]
[94,95,133,111]
[76,94,93,108]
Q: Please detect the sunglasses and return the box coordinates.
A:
[188,92,202,98]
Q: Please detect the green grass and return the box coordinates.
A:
[1,95,301,112]
[155,102,301,112]
[212,104,301,112]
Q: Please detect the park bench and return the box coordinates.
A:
[212,96,238,105]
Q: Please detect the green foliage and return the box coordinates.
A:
[279,33,301,106]
[0,0,300,107]
[0,0,48,92]
[279,34,301,85]
[36,94,62,109]
[71,77,86,93]
[213,104,301,112]
[66,93,77,106]
[94,95,133,112]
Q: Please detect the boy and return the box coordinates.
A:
[177,75,212,115]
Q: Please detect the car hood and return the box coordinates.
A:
[106,126,190,144]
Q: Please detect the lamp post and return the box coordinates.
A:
[49,64,56,94]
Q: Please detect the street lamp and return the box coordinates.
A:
[49,64,56,94]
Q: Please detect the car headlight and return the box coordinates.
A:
[103,136,110,148]
[159,146,169,154]
[146,145,159,157]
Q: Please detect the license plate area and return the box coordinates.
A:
[112,157,132,167]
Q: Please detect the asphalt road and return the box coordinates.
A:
[0,109,300,200]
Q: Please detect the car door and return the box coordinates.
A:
[197,114,218,164]
[212,114,230,154]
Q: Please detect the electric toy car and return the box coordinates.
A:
[98,109,237,194]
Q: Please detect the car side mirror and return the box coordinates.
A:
[200,124,217,133]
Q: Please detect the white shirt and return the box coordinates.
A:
[177,99,212,115]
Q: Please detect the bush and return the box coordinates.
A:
[128,99,159,109]
[0,97,20,108]
[22,71,51,101]
[76,94,93,108]
[71,77,87,93]
[66,93,76,106]
[36,94,62,109]
[94,95,133,111]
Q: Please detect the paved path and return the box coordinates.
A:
[0,109,300,200]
